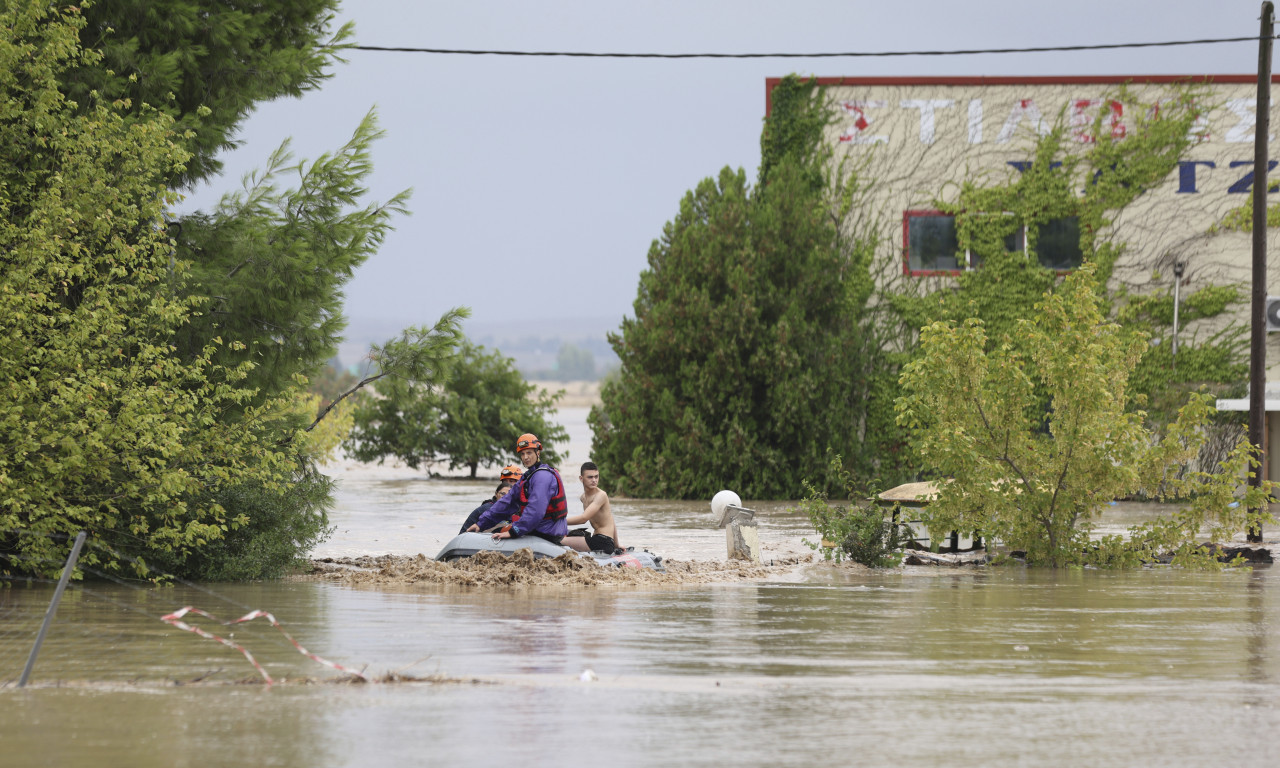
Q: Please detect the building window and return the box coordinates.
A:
[904,211,1081,275]
[904,211,961,274]
[1033,217,1084,271]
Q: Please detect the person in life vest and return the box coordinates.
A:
[469,433,568,544]
[457,465,525,534]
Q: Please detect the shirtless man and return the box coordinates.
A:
[562,461,622,554]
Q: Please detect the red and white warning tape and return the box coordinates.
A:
[161,606,368,685]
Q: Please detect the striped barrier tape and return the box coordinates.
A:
[161,606,368,685]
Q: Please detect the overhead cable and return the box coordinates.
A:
[352,35,1277,59]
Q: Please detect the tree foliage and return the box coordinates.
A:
[799,455,914,568]
[590,77,879,499]
[0,2,467,581]
[895,266,1272,568]
[0,3,297,577]
[146,470,334,581]
[173,112,410,404]
[347,338,567,476]
[308,359,360,408]
[66,0,350,187]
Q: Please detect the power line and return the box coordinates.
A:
[351,35,1277,59]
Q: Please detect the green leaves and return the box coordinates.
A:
[174,110,410,404]
[798,455,914,568]
[64,0,349,187]
[347,336,568,476]
[897,266,1272,567]
[0,5,309,578]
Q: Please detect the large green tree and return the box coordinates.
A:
[173,113,410,403]
[347,339,568,476]
[86,1,471,580]
[0,3,296,577]
[589,77,878,499]
[55,0,380,400]
[2,1,465,580]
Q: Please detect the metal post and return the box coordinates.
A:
[1248,2,1274,544]
[18,531,87,688]
[1172,261,1185,368]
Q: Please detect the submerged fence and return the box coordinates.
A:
[1,528,369,687]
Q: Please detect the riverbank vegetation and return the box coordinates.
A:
[798,457,915,568]
[897,266,1272,568]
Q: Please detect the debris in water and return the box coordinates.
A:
[300,550,821,589]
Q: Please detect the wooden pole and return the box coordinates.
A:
[1248,1,1274,544]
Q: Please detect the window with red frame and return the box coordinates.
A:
[903,211,962,274]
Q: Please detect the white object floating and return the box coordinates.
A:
[579,669,598,682]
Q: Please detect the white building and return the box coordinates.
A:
[775,75,1280,480]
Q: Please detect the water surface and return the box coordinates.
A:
[3,406,1278,767]
[2,566,1277,768]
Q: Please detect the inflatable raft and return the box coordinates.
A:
[435,532,664,571]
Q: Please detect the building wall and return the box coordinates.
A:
[777,76,1280,378]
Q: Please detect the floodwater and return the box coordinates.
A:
[2,407,1279,767]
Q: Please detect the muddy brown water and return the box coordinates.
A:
[3,407,1279,767]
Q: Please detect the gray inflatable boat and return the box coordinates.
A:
[435,532,664,571]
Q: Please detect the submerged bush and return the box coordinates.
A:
[146,470,334,581]
[800,456,912,568]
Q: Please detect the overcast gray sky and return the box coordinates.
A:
[179,0,1275,354]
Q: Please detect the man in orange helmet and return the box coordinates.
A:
[468,433,568,545]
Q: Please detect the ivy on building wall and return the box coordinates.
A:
[884,85,1246,440]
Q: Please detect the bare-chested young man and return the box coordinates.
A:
[562,461,621,554]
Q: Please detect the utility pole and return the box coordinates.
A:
[1248,1,1273,544]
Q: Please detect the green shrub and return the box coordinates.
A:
[147,469,334,581]
[799,456,911,568]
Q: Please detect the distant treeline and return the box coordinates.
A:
[336,339,618,382]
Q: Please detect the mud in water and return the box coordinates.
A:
[298,550,842,589]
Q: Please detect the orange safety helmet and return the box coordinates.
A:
[500,465,524,481]
[516,433,542,453]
